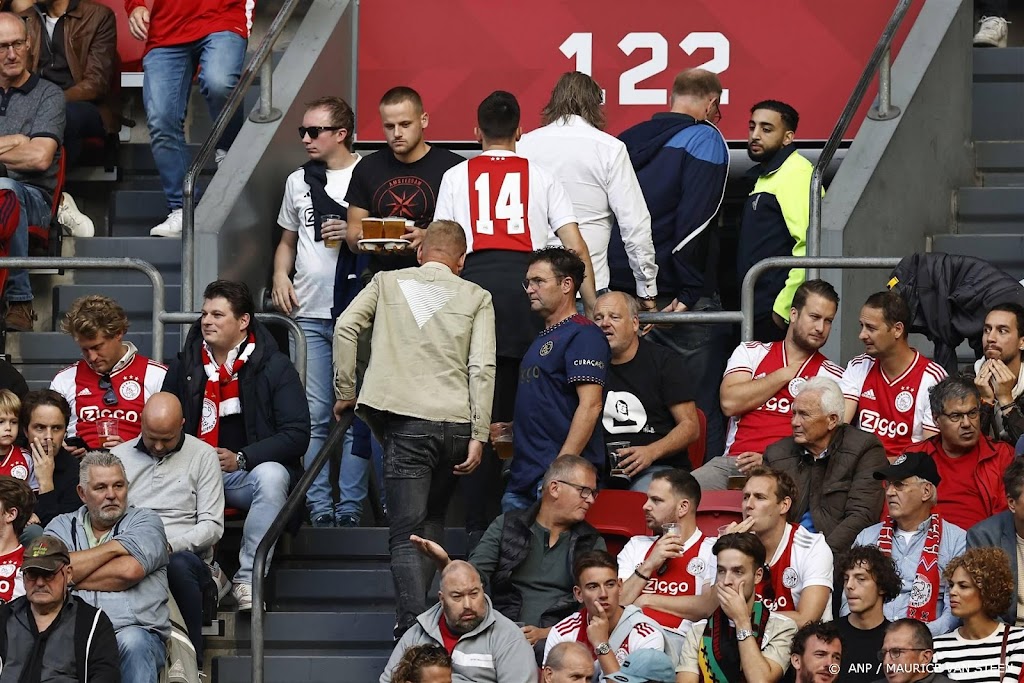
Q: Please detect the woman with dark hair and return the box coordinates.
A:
[390,644,452,683]
[932,547,1024,681]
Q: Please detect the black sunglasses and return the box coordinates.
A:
[298,126,342,140]
[98,374,119,407]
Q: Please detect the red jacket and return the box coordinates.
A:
[918,435,1013,529]
[125,0,253,53]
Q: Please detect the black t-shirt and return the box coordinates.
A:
[602,339,695,470]
[836,616,890,683]
[345,144,463,272]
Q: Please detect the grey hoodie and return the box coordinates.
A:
[45,505,170,640]
[380,595,538,683]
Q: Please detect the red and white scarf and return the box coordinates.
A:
[876,512,943,622]
[199,333,256,448]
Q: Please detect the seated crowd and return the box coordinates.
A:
[0,8,1021,680]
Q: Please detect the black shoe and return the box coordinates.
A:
[336,514,360,528]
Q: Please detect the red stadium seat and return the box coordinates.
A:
[586,489,649,555]
[27,147,66,257]
[695,490,743,537]
[92,0,147,74]
[688,409,707,471]
[224,507,245,521]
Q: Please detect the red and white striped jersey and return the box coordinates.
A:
[723,342,843,456]
[0,544,24,604]
[543,605,665,676]
[840,351,946,459]
[0,445,37,491]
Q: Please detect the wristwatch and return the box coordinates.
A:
[594,642,612,656]
[736,629,754,642]
[236,451,248,471]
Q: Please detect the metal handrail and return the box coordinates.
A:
[806,0,913,280]
[180,0,336,310]
[158,311,307,386]
[0,257,166,360]
[251,411,354,683]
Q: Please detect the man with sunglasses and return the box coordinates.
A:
[50,295,167,453]
[0,534,121,682]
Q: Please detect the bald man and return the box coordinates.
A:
[543,642,595,683]
[113,392,225,664]
[593,291,699,491]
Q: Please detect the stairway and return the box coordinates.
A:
[210,527,468,683]
[932,47,1024,277]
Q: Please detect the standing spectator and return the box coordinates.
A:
[272,95,366,528]
[50,295,167,451]
[344,86,463,272]
[850,452,965,636]
[518,71,658,306]
[974,2,1011,48]
[0,356,29,398]
[918,376,1015,530]
[966,457,1024,626]
[788,621,842,683]
[0,534,121,682]
[593,292,698,490]
[333,221,495,637]
[161,280,309,611]
[738,466,834,625]
[840,291,947,460]
[675,532,797,683]
[762,376,888,554]
[20,390,78,530]
[389,644,453,683]
[879,619,956,683]
[543,642,595,683]
[21,0,120,237]
[433,90,597,536]
[974,303,1024,444]
[931,548,1024,680]
[616,470,716,647]
[45,452,170,683]
[543,550,665,678]
[836,545,902,683]
[616,68,728,459]
[507,248,609,511]
[0,11,64,332]
[129,0,251,237]
[0,476,32,603]
[738,100,816,342]
[114,392,225,667]
[380,561,538,683]
[694,279,843,489]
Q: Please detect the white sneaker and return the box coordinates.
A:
[57,192,94,237]
[214,148,228,166]
[150,208,183,237]
[209,562,231,603]
[974,16,1008,48]
[231,582,252,611]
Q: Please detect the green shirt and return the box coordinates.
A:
[83,513,113,548]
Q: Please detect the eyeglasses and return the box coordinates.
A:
[939,407,980,423]
[24,567,64,583]
[298,126,342,140]
[881,479,924,491]
[98,374,119,406]
[877,648,928,662]
[556,480,598,501]
[0,39,27,54]
[521,276,562,291]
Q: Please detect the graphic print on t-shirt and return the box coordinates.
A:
[605,391,645,432]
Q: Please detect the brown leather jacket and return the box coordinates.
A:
[22,0,120,134]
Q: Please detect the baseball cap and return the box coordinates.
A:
[22,535,71,573]
[602,649,675,683]
[872,451,941,486]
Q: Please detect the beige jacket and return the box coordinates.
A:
[333,261,496,442]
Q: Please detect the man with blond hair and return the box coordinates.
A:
[50,295,167,451]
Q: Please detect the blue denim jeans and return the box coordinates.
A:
[293,317,369,520]
[0,179,51,302]
[142,31,246,210]
[500,480,544,513]
[167,550,213,663]
[223,461,290,584]
[383,416,470,633]
[116,625,166,683]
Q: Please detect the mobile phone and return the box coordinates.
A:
[64,436,89,450]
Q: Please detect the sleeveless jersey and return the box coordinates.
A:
[638,532,716,632]
[840,352,946,459]
[755,524,834,619]
[0,545,24,604]
[50,353,167,449]
[0,445,36,490]
[723,342,843,456]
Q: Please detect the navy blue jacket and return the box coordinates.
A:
[610,113,728,307]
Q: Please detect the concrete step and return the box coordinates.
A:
[279,527,468,562]
[976,141,1024,173]
[932,233,1024,280]
[981,173,1024,187]
[14,331,181,364]
[972,48,1024,141]
[213,654,391,683]
[956,186,1024,233]
[274,568,393,604]
[68,237,182,287]
[53,284,183,328]
[232,611,396,648]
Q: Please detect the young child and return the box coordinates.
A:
[0,390,37,491]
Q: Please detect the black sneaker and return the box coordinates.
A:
[311,513,335,528]
[335,514,360,528]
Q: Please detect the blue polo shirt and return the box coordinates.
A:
[510,314,610,495]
